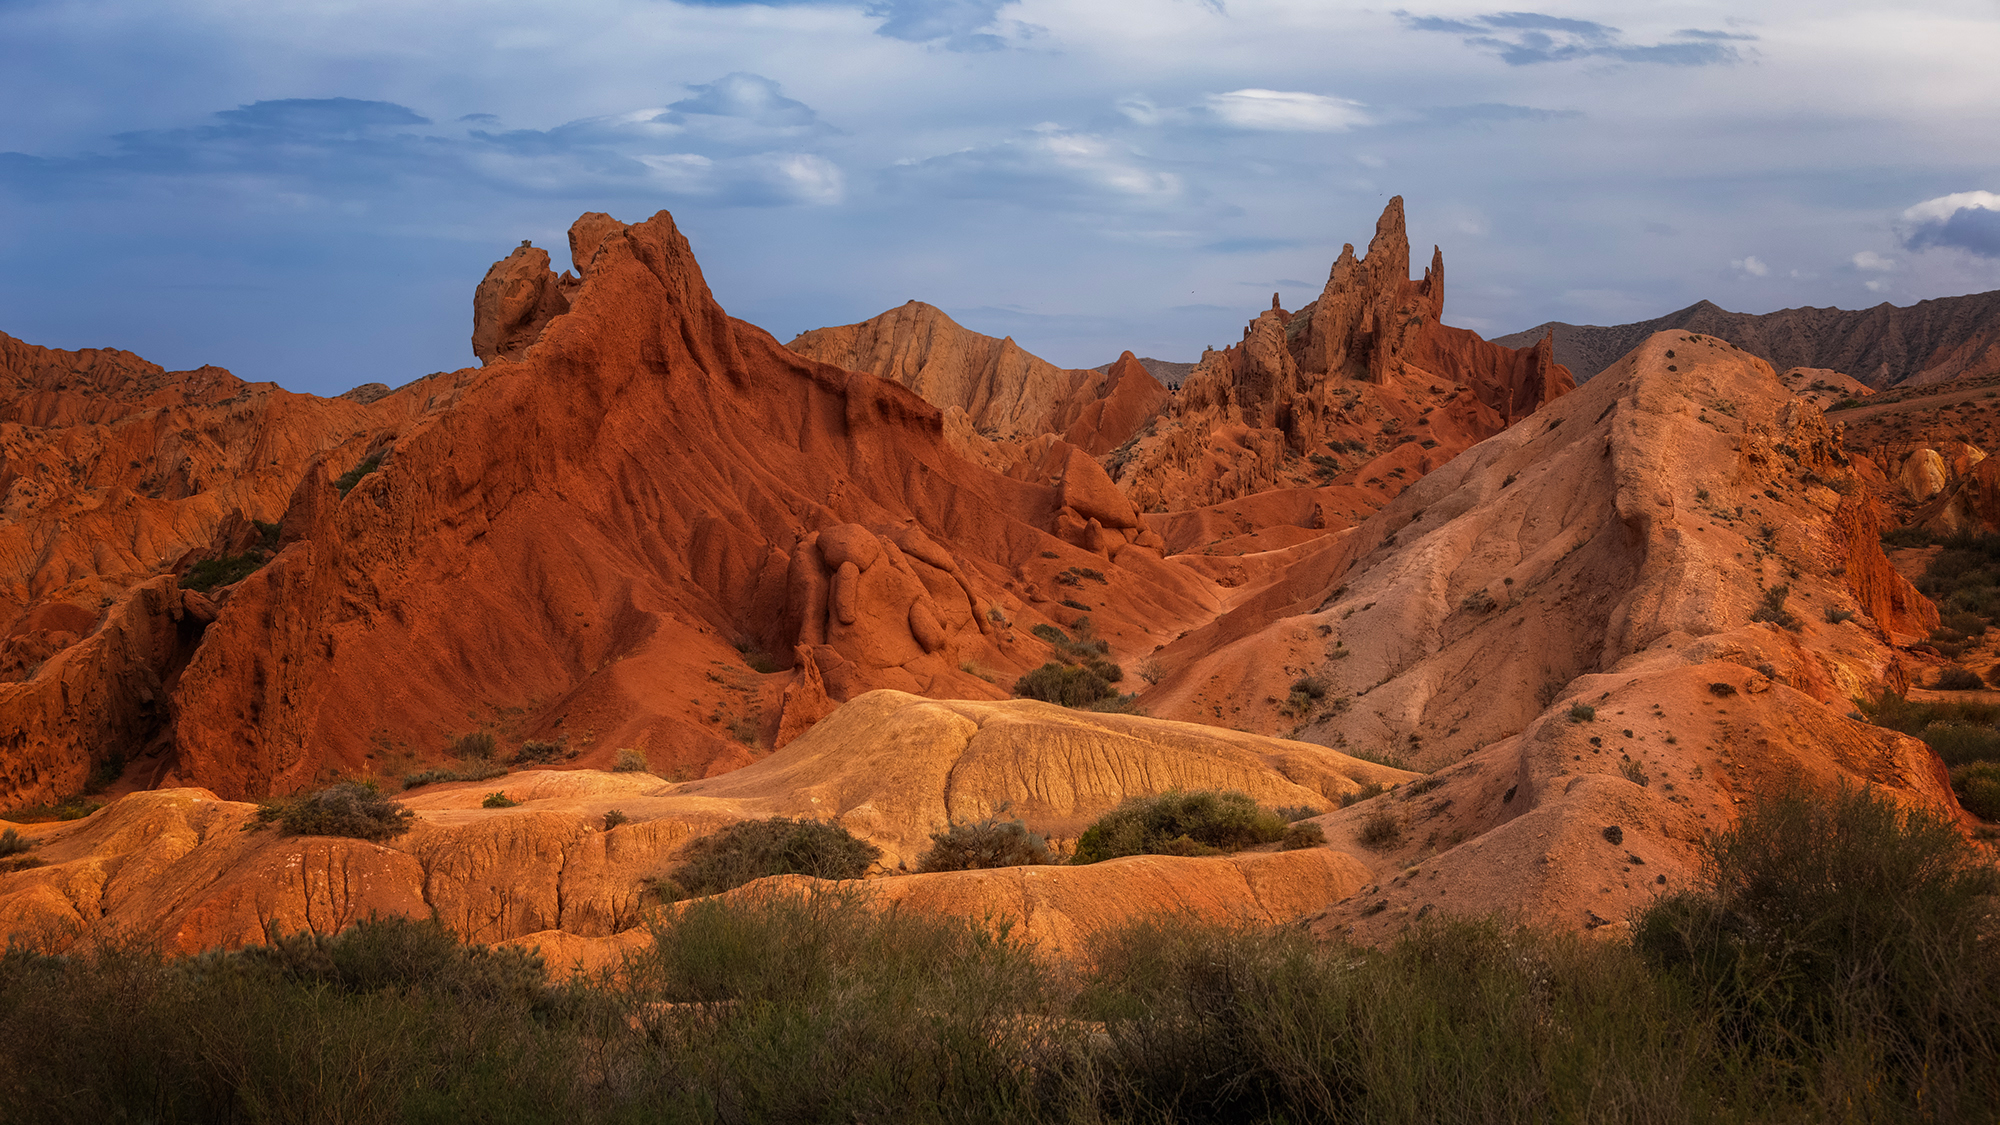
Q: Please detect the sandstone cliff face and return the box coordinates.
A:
[786,304,1168,455]
[0,332,407,806]
[165,212,1220,800]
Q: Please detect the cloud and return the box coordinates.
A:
[1204,90,1370,132]
[1421,102,1582,126]
[1731,255,1768,277]
[1900,191,2000,258]
[884,126,1180,208]
[0,80,846,209]
[668,0,1013,49]
[1852,250,1896,271]
[1399,11,1749,66]
[1120,89,1370,133]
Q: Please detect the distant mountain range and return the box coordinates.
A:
[1493,290,2000,388]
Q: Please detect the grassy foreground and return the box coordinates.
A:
[0,789,1994,1124]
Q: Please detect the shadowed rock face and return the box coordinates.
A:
[1496,290,2000,389]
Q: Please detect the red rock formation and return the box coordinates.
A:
[471,241,572,364]
[1116,197,1572,516]
[166,211,1218,799]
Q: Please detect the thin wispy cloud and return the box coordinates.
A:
[1398,11,1752,66]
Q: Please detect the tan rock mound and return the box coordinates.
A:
[0,692,1408,957]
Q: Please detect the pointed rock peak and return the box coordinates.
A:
[1364,195,1411,283]
[1272,292,1282,311]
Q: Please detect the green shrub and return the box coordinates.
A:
[1952,761,2000,820]
[510,739,567,767]
[402,761,507,790]
[179,552,267,592]
[1071,790,1292,864]
[0,828,29,858]
[611,748,649,773]
[450,731,497,760]
[333,452,381,497]
[1634,783,2000,1108]
[1937,666,1987,691]
[602,809,629,830]
[251,781,415,842]
[915,815,1055,872]
[1282,676,1328,718]
[669,817,881,898]
[1568,702,1596,723]
[1014,662,1116,707]
[1280,821,1325,849]
[481,792,518,809]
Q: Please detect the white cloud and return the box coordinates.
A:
[885,127,1180,207]
[1901,190,2000,225]
[1866,278,1890,292]
[1731,255,1769,277]
[1203,89,1370,132]
[1852,250,1895,271]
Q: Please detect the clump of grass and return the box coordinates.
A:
[1951,761,2000,820]
[915,815,1056,872]
[666,816,881,898]
[1340,781,1388,808]
[450,731,497,760]
[251,781,415,842]
[1015,662,1118,707]
[0,828,30,858]
[1634,783,2000,1109]
[1619,758,1650,786]
[481,792,518,809]
[402,761,507,790]
[1071,790,1294,864]
[611,748,649,773]
[1568,702,1596,723]
[602,809,629,830]
[1281,675,1328,718]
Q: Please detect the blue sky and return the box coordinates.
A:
[2,0,1997,395]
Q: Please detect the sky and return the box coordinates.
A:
[2,0,1998,397]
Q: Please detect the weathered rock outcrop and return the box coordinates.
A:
[470,241,572,364]
[1115,198,1573,515]
[786,304,1168,455]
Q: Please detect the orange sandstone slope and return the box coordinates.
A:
[1127,329,1959,934]
[164,211,1222,801]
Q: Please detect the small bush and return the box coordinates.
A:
[1272,804,1322,822]
[915,815,1055,872]
[1340,782,1388,808]
[0,828,30,857]
[1280,821,1326,849]
[1015,662,1116,707]
[1750,584,1801,631]
[1620,758,1650,786]
[510,739,567,767]
[602,809,629,831]
[1357,808,1402,848]
[611,748,649,773]
[1568,702,1596,723]
[671,817,881,898]
[1937,666,1986,691]
[450,731,497,760]
[1825,605,1857,625]
[481,792,518,809]
[1952,761,2000,820]
[253,781,415,842]
[1072,790,1292,864]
